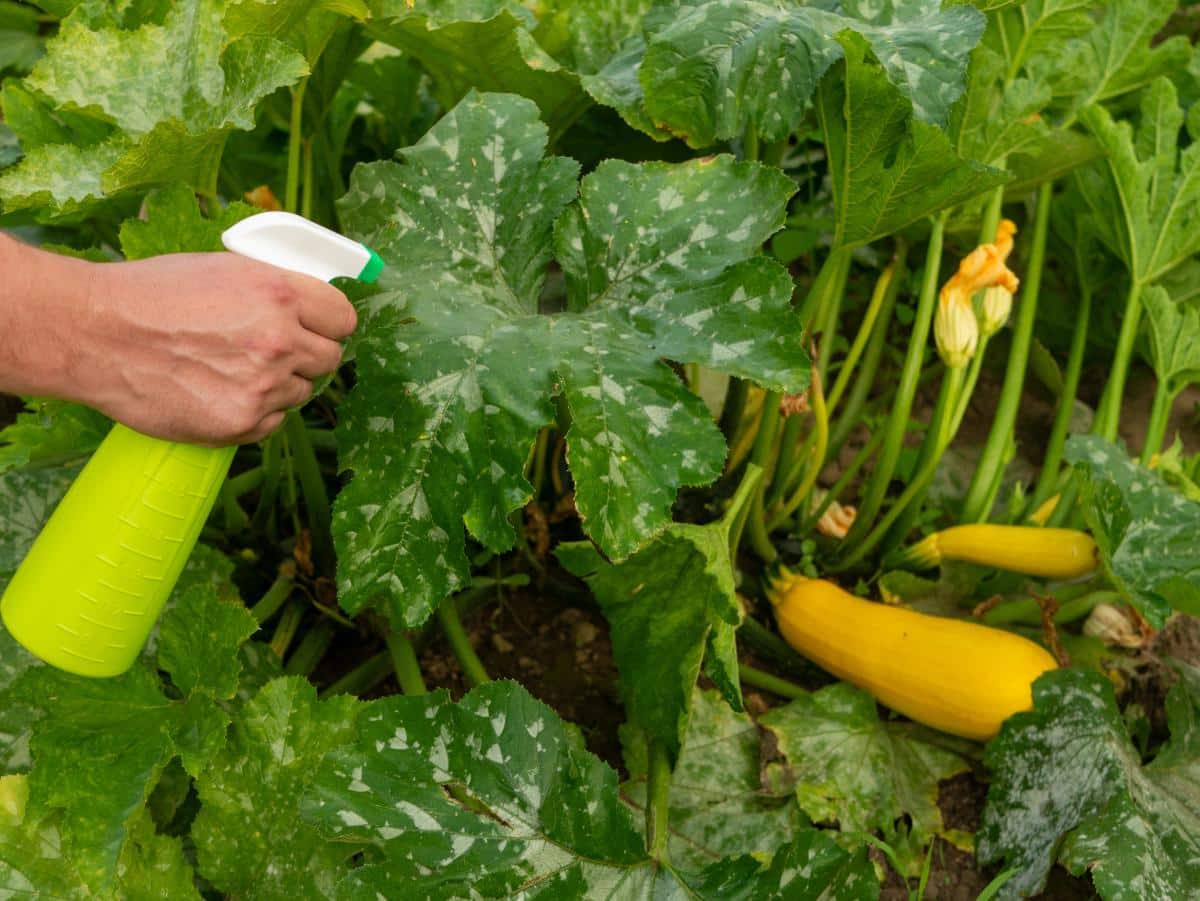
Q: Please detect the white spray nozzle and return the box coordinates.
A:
[221,211,383,283]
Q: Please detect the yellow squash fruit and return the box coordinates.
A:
[902,524,1098,580]
[768,571,1058,740]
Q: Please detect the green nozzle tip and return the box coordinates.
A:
[358,247,385,284]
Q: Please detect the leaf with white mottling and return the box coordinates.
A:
[761,683,969,851]
[978,667,1200,899]
[335,92,806,626]
[620,688,804,870]
[585,0,984,147]
[0,399,109,475]
[192,678,361,900]
[1065,435,1200,626]
[0,0,307,218]
[366,0,588,140]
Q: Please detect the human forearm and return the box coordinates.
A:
[0,232,95,400]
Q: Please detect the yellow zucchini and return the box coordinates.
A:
[767,571,1057,740]
[901,524,1097,580]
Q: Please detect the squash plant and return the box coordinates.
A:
[1,0,1200,898]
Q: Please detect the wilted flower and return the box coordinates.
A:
[935,294,979,368]
[816,500,857,539]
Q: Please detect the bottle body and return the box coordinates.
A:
[1,425,235,677]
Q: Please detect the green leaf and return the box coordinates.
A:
[192,677,360,900]
[620,688,804,870]
[119,183,257,258]
[950,44,1050,169]
[1065,434,1200,625]
[1142,285,1200,394]
[557,518,743,759]
[304,680,649,896]
[0,399,110,475]
[1074,77,1200,287]
[0,0,308,218]
[0,801,201,900]
[1046,0,1190,113]
[0,464,77,593]
[978,668,1200,899]
[819,37,1008,250]
[687,828,879,899]
[0,0,43,75]
[532,0,653,76]
[156,584,257,699]
[761,683,970,854]
[366,0,589,141]
[987,0,1093,84]
[586,0,984,148]
[335,91,805,626]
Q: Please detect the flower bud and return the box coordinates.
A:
[935,299,978,368]
[980,285,1014,336]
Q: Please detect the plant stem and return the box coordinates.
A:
[827,261,896,414]
[737,615,824,682]
[529,428,550,499]
[719,378,750,445]
[221,481,250,533]
[814,252,851,383]
[1093,280,1144,441]
[723,464,764,559]
[386,630,427,695]
[301,137,315,220]
[847,213,947,541]
[745,394,782,561]
[319,651,392,699]
[285,412,334,572]
[827,252,904,459]
[793,427,887,534]
[799,247,852,338]
[961,180,1053,523]
[1030,284,1092,511]
[739,664,807,699]
[226,466,265,497]
[978,185,1005,245]
[270,602,305,660]
[1141,380,1177,465]
[438,597,490,686]
[251,433,283,533]
[284,621,335,676]
[982,589,1118,627]
[836,366,965,570]
[771,370,829,527]
[285,78,308,214]
[251,567,295,624]
[645,738,672,862]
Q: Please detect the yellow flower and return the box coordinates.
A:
[980,285,1014,336]
[934,219,1021,367]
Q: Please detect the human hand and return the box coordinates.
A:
[64,252,357,445]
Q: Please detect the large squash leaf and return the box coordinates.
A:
[334,91,807,627]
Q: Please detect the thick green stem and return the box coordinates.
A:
[719,378,750,445]
[529,428,550,499]
[771,370,829,528]
[1141,380,1177,466]
[1030,285,1092,510]
[284,621,334,676]
[252,432,283,534]
[386,630,427,696]
[827,261,896,414]
[319,651,392,699]
[738,615,824,682]
[438,597,490,686]
[961,181,1052,523]
[285,79,308,214]
[301,137,315,220]
[799,247,852,339]
[978,185,1005,245]
[847,213,946,542]
[1093,281,1144,442]
[221,481,250,533]
[226,466,265,497]
[827,252,904,459]
[739,664,807,699]
[815,253,851,383]
[836,367,965,570]
[646,738,672,861]
[251,568,294,624]
[270,602,305,660]
[723,464,764,559]
[745,394,782,561]
[982,589,1118,627]
[285,412,334,573]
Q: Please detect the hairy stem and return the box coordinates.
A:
[319,651,392,699]
[386,630,428,696]
[1141,380,1177,466]
[250,567,295,624]
[646,738,672,862]
[285,78,308,214]
[438,596,490,686]
[284,621,335,676]
[739,664,807,699]
[1093,280,1144,441]
[285,412,334,573]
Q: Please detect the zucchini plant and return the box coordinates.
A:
[1,0,1199,898]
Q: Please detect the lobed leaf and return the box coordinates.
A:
[334,91,806,626]
[1065,434,1200,626]
[978,667,1200,899]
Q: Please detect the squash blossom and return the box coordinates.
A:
[934,219,1020,368]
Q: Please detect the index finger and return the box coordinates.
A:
[289,273,359,340]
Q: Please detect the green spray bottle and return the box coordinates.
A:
[0,212,383,677]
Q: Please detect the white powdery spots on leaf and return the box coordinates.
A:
[338,809,369,828]
[657,185,684,211]
[388,726,408,750]
[348,766,370,793]
[486,743,505,764]
[395,800,440,831]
